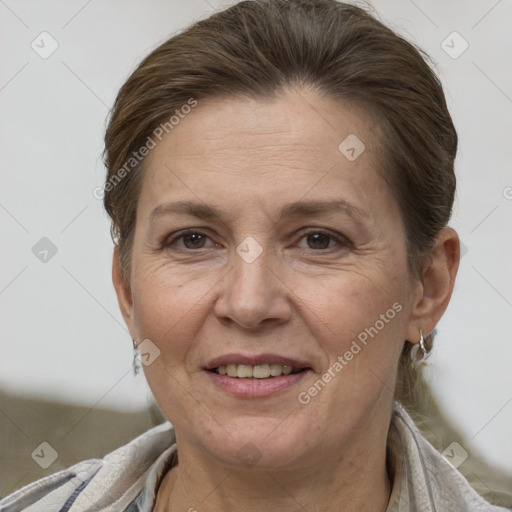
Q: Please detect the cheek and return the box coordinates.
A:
[131,261,219,360]
[130,265,217,422]
[303,263,405,327]
[296,267,407,378]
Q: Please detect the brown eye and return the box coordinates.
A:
[305,232,331,250]
[296,230,348,251]
[162,230,215,251]
[182,232,207,249]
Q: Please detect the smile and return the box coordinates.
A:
[211,363,304,379]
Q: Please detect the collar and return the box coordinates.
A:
[1,402,507,511]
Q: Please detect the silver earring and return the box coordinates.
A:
[410,329,429,367]
[132,338,141,376]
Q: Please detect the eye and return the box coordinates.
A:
[296,230,349,251]
[161,228,350,252]
[162,230,217,250]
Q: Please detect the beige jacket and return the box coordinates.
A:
[0,401,509,511]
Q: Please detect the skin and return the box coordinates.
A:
[112,87,460,512]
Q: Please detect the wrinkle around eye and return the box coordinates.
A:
[155,229,353,261]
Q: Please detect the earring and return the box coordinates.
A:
[132,338,141,376]
[410,329,430,367]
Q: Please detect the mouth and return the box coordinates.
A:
[208,363,307,379]
[204,354,312,397]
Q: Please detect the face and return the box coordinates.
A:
[116,88,422,471]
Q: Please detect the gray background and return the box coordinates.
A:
[1,0,511,482]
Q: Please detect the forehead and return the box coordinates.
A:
[146,89,377,164]
[138,88,388,220]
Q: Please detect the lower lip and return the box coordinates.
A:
[205,370,311,398]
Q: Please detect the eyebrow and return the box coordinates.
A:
[149,199,368,225]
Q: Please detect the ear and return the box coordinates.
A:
[112,245,136,336]
[405,228,460,342]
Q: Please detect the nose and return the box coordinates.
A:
[213,245,292,330]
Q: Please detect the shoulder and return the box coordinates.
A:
[389,402,510,512]
[0,421,175,512]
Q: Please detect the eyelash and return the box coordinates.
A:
[161,228,351,253]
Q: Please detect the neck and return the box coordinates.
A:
[154,413,394,512]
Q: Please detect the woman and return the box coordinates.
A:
[1,0,508,511]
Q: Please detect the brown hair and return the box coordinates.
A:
[102,0,457,406]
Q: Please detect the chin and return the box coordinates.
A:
[197,415,316,470]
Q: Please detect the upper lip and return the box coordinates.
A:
[204,353,312,370]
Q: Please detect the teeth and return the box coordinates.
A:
[253,364,271,378]
[237,364,253,378]
[270,363,282,376]
[282,365,293,375]
[214,363,303,378]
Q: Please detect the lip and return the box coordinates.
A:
[204,352,311,370]
[205,368,312,398]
